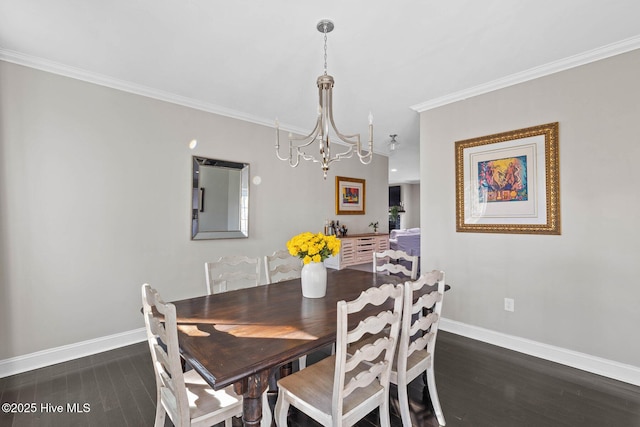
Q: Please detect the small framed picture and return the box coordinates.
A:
[335,176,366,215]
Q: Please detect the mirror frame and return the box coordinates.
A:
[191,156,250,240]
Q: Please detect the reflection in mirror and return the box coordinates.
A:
[192,156,249,240]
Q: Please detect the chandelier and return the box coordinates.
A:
[275,19,374,179]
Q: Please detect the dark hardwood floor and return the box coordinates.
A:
[1,331,639,427]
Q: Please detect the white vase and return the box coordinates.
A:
[300,262,327,298]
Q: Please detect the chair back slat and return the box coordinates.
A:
[409,312,439,340]
[147,314,165,337]
[213,254,258,266]
[345,336,389,371]
[343,361,387,398]
[348,311,398,343]
[346,285,401,313]
[158,370,177,395]
[152,343,171,376]
[270,263,301,278]
[413,292,442,315]
[408,331,434,357]
[377,262,413,277]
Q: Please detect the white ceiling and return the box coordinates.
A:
[2,0,640,183]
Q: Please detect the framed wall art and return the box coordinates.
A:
[335,176,366,215]
[455,122,560,235]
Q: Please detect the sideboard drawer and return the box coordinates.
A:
[341,239,356,264]
[324,233,389,270]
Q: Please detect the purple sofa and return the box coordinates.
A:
[389,228,421,257]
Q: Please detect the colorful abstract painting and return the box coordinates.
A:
[478,155,528,203]
[342,187,360,204]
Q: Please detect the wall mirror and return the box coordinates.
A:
[192,156,249,240]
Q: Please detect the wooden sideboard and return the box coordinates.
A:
[324,233,389,270]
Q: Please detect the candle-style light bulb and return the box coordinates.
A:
[368,112,373,125]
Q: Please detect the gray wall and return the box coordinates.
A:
[0,61,389,360]
[420,49,640,366]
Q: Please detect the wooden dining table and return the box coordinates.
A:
[170,268,407,427]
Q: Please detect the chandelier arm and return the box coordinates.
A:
[298,148,321,163]
[286,119,322,146]
[275,116,322,163]
[291,122,323,158]
[287,149,301,168]
[326,95,373,164]
[357,151,373,164]
[325,86,369,148]
[326,147,372,165]
[276,141,320,168]
[332,130,361,144]
[327,149,354,163]
[275,133,291,162]
[286,124,321,145]
[328,107,374,163]
[324,86,360,154]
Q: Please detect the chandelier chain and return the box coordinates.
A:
[323,24,328,75]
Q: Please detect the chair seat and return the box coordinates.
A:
[277,354,385,423]
[390,348,431,384]
[179,369,241,421]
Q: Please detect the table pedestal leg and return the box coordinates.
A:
[234,370,270,427]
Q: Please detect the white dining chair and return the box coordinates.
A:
[395,271,446,426]
[264,249,303,284]
[202,257,273,426]
[204,255,261,294]
[264,249,308,371]
[373,249,418,280]
[275,283,404,427]
[141,283,242,427]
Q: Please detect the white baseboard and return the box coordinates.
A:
[439,318,640,387]
[0,328,147,378]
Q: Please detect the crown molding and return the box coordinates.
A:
[0,48,283,130]
[411,35,640,112]
[0,48,388,154]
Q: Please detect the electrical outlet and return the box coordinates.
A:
[504,298,515,312]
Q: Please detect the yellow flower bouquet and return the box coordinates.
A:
[287,232,341,264]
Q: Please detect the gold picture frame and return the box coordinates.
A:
[335,176,366,215]
[455,122,560,234]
